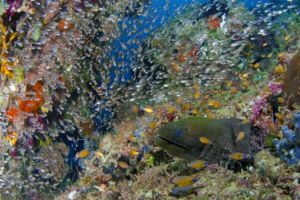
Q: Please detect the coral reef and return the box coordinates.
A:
[0,0,300,199]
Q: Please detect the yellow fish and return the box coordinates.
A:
[253,63,260,69]
[236,131,245,142]
[229,153,246,161]
[129,149,139,157]
[208,100,221,108]
[95,151,104,158]
[5,131,18,146]
[191,109,199,115]
[187,160,208,169]
[199,137,212,145]
[41,106,49,113]
[144,107,154,113]
[76,149,90,159]
[275,64,284,74]
[128,135,136,142]
[118,161,129,169]
[277,97,284,104]
[172,175,198,187]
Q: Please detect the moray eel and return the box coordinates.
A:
[155,116,254,163]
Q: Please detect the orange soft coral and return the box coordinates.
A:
[18,95,44,113]
[208,16,221,30]
[6,107,21,122]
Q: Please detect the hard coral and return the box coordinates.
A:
[274,112,300,165]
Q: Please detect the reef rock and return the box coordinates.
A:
[284,51,300,107]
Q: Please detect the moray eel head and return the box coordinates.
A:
[155,116,253,162]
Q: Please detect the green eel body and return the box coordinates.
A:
[155,116,254,162]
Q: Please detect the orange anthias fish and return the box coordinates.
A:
[199,137,212,145]
[187,160,208,169]
[229,153,246,161]
[172,175,198,187]
[236,131,245,142]
[208,16,221,30]
[76,149,90,159]
[129,148,139,157]
[208,100,221,108]
[118,161,129,169]
[143,106,154,113]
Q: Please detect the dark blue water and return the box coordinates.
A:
[106,0,207,86]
